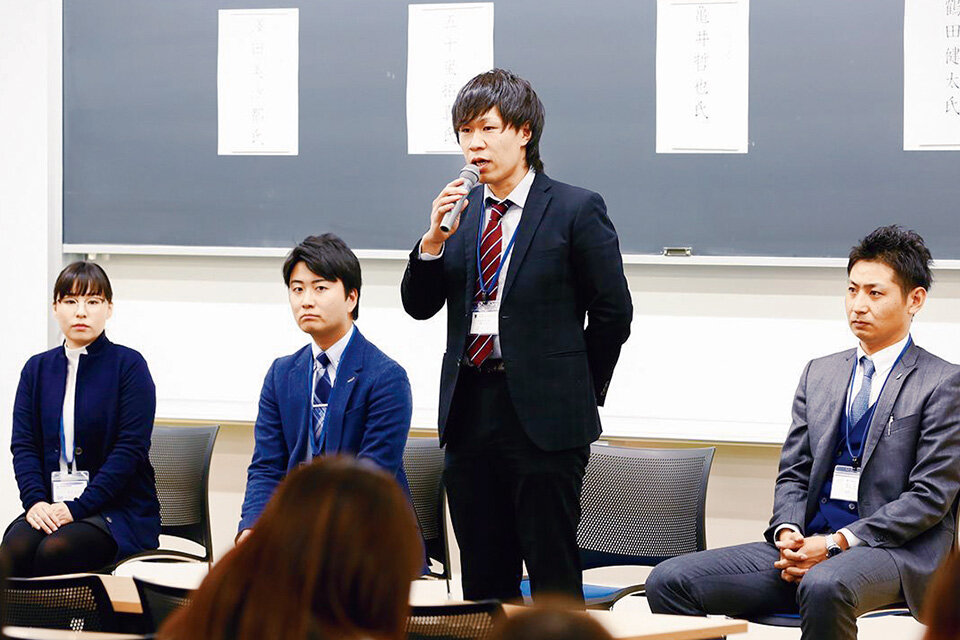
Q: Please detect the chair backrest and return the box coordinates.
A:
[1,575,118,632]
[402,437,447,573]
[406,601,504,640]
[149,424,220,561]
[133,577,192,632]
[577,444,715,569]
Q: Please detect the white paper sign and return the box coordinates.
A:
[656,0,750,154]
[407,3,495,155]
[904,0,960,150]
[218,8,299,155]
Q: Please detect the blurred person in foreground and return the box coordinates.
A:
[490,599,613,640]
[922,550,960,640]
[160,456,423,640]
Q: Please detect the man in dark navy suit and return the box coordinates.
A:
[239,234,412,542]
[401,69,633,602]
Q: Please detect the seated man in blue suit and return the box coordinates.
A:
[646,225,960,640]
[238,234,413,542]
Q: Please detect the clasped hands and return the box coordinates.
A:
[774,530,832,583]
[26,501,74,534]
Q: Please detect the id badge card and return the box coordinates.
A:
[830,465,860,502]
[51,470,89,503]
[470,300,500,336]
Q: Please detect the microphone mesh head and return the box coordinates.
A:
[460,164,480,188]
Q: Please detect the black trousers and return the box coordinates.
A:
[443,365,589,603]
[0,515,118,577]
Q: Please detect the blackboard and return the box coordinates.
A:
[63,0,960,258]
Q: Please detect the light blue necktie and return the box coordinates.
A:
[849,356,875,426]
[312,352,332,454]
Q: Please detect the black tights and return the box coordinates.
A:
[0,518,118,577]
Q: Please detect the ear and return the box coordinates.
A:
[907,287,926,317]
[346,288,359,314]
[519,122,532,147]
[106,302,114,321]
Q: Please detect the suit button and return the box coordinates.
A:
[848,503,856,511]
[75,447,82,455]
[821,497,828,504]
[106,516,112,523]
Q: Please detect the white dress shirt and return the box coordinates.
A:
[310,324,355,388]
[305,326,354,463]
[420,169,536,359]
[60,344,88,473]
[776,333,912,549]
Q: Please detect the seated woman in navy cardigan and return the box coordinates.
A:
[0,261,160,576]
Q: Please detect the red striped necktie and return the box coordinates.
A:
[466,199,511,367]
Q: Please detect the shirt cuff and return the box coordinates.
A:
[418,241,444,260]
[774,523,801,540]
[837,527,862,548]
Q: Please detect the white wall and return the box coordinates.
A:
[0,0,62,525]
[99,255,960,443]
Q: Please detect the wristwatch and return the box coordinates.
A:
[825,534,843,558]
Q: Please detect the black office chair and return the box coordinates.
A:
[133,577,192,632]
[1,575,119,632]
[406,601,504,639]
[403,436,448,578]
[116,424,219,567]
[521,444,715,609]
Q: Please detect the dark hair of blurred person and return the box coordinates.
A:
[490,599,614,640]
[159,457,423,640]
[922,550,960,640]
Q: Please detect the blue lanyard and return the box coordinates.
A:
[843,337,911,466]
[476,202,520,300]
[59,415,75,468]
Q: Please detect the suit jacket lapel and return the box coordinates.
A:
[287,346,313,463]
[807,350,856,513]
[324,329,363,454]
[501,174,551,302]
[462,186,483,317]
[861,343,919,468]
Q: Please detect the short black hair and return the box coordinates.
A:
[452,69,545,173]
[282,234,362,320]
[53,261,113,303]
[847,225,933,294]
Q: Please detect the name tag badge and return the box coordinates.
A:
[51,470,89,503]
[470,300,500,336]
[830,465,860,502]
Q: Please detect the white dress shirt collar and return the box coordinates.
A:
[310,324,355,374]
[856,333,911,380]
[483,169,535,209]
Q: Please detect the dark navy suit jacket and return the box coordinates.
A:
[401,172,633,451]
[239,328,413,531]
[11,332,161,560]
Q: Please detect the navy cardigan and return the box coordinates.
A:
[11,332,161,559]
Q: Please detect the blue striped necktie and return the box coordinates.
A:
[312,352,332,454]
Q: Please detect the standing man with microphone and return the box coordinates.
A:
[401,69,633,603]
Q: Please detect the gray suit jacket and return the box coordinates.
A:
[764,342,960,614]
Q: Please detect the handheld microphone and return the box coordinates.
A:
[439,164,480,233]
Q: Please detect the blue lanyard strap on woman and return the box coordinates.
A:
[844,337,912,467]
[476,204,520,300]
[60,415,75,469]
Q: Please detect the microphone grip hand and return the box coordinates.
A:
[423,178,470,255]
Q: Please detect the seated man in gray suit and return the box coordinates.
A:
[646,225,960,640]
